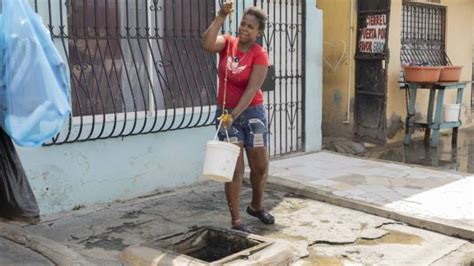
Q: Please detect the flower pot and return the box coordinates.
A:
[403,66,441,83]
[439,66,463,82]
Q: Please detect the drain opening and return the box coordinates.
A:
[148,226,268,263]
[186,230,260,262]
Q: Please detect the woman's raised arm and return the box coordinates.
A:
[201,1,233,53]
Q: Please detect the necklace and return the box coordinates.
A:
[232,39,250,64]
[232,52,247,63]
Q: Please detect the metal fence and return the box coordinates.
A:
[254,0,305,157]
[36,0,305,157]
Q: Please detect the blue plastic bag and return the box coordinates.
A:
[0,0,71,147]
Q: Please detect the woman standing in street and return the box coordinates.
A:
[201,1,274,233]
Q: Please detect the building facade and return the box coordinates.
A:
[15,0,323,214]
[319,0,473,144]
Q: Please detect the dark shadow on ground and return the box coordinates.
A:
[19,182,287,253]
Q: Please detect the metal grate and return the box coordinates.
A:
[401,2,450,66]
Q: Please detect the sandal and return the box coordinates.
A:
[231,222,254,234]
[246,206,275,225]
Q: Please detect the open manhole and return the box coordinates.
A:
[145,226,274,264]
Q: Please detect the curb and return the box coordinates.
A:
[265,176,474,241]
[0,223,90,266]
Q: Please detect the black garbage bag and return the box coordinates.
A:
[0,127,39,219]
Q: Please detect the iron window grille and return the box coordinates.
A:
[401,2,450,67]
[34,0,218,145]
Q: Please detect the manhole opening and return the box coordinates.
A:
[148,226,268,263]
[185,230,260,262]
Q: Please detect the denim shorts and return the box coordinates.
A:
[215,105,268,148]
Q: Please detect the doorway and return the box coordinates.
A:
[354,0,391,144]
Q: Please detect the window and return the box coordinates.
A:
[401,2,449,66]
[28,0,220,144]
[67,0,216,117]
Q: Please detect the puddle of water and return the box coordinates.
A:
[361,127,474,174]
[313,256,344,266]
[356,230,423,246]
[298,253,344,266]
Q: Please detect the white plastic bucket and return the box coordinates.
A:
[443,104,461,122]
[202,140,240,182]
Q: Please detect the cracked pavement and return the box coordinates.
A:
[269,151,474,240]
[2,181,472,265]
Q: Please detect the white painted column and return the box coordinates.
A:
[304,0,323,152]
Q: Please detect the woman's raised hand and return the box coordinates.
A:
[219,0,233,18]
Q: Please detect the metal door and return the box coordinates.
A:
[354,0,390,144]
[254,0,306,157]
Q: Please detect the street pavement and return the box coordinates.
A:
[0,151,473,265]
[267,151,474,240]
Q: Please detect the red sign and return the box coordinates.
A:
[358,14,387,53]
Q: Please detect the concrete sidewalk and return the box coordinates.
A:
[2,181,473,265]
[1,151,474,264]
[267,151,474,240]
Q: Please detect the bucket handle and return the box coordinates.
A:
[214,119,231,142]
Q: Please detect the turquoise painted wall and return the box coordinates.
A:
[17,126,214,214]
